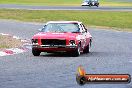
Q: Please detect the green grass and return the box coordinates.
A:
[0,35,10,48]
[0,9,132,31]
[0,0,132,6]
[0,35,22,49]
[0,45,9,48]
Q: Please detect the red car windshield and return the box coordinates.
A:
[41,23,80,33]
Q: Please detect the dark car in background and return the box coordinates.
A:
[81,0,99,7]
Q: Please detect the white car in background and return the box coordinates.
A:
[81,0,99,7]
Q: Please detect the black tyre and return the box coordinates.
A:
[97,3,99,7]
[89,3,91,7]
[32,48,41,56]
[72,44,81,57]
[83,42,91,53]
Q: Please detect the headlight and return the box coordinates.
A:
[69,40,75,45]
[32,39,38,43]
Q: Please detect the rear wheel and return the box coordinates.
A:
[32,48,41,56]
[83,42,91,53]
[97,3,99,7]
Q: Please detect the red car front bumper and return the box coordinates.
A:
[32,44,78,52]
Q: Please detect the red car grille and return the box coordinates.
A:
[41,39,66,45]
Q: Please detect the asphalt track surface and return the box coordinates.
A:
[0,20,132,88]
[0,4,132,11]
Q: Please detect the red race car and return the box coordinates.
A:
[32,21,92,57]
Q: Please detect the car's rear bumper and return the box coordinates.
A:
[32,44,77,52]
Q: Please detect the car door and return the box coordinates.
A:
[81,24,90,48]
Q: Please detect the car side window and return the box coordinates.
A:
[81,24,87,33]
[83,24,88,32]
[79,24,85,33]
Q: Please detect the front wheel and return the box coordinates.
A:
[89,3,92,7]
[32,48,41,56]
[72,44,81,57]
[89,5,91,7]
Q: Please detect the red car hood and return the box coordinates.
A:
[33,32,79,40]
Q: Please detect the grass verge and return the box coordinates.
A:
[0,0,132,6]
[0,9,132,31]
[0,35,22,49]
